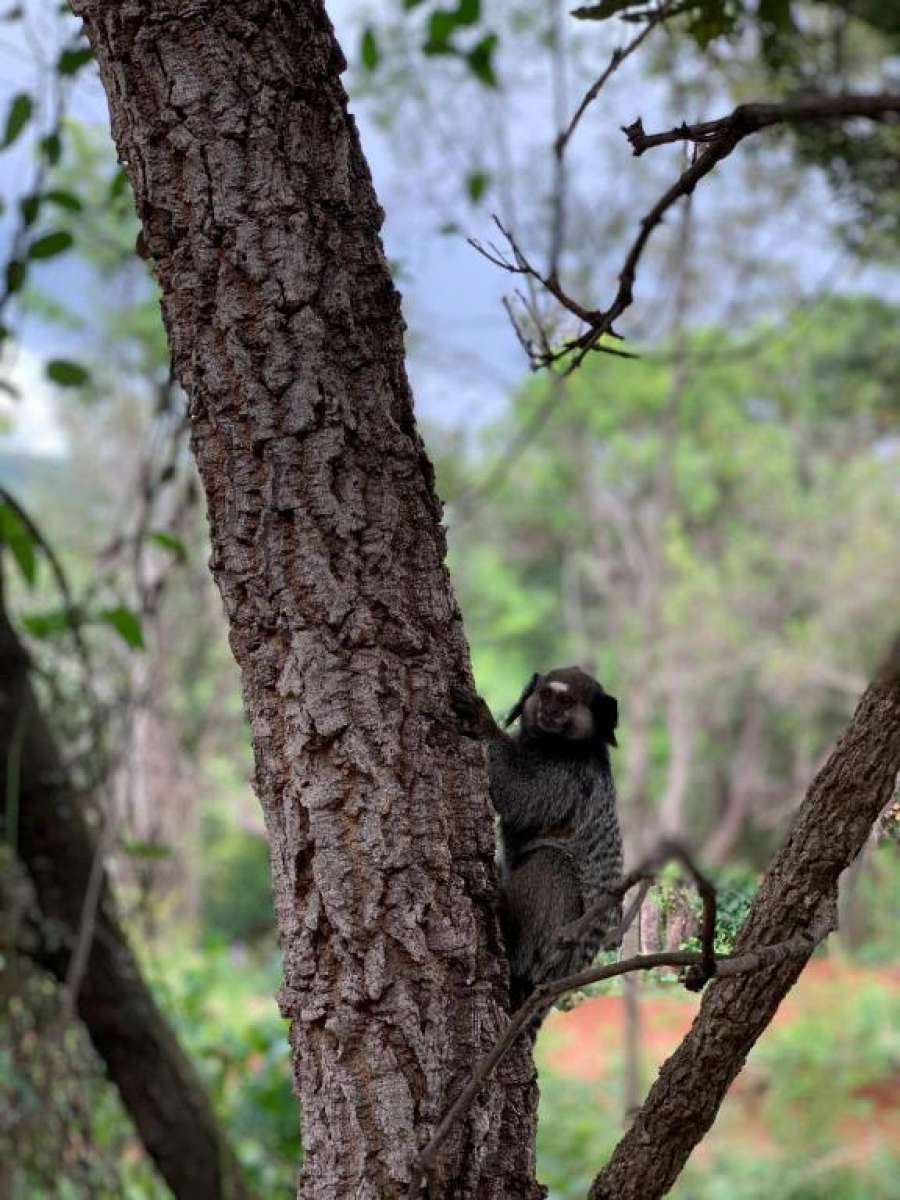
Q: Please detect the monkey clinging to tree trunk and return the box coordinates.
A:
[456,667,623,1015]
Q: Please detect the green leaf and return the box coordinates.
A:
[403,0,427,7]
[97,605,145,650]
[466,33,498,86]
[5,260,26,294]
[758,0,794,32]
[43,189,82,213]
[46,359,90,387]
[22,609,72,640]
[0,503,37,587]
[1,92,32,150]
[572,0,647,20]
[361,27,380,70]
[148,530,188,561]
[57,46,94,75]
[122,838,173,860]
[456,0,481,26]
[27,230,74,260]
[18,193,40,227]
[108,167,129,201]
[39,132,61,164]
[466,169,491,203]
[424,10,458,53]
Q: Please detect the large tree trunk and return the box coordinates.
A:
[0,566,252,1200]
[71,2,540,1196]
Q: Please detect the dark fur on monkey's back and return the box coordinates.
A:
[485,667,623,1013]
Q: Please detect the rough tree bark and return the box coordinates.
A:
[0,566,252,1200]
[70,2,540,1197]
[590,638,900,1199]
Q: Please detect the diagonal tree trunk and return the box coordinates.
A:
[0,564,253,1200]
[590,638,900,1199]
[70,2,541,1196]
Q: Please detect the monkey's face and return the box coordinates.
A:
[510,667,619,748]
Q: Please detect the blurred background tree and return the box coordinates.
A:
[1,0,898,1196]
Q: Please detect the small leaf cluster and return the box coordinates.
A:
[360,0,498,89]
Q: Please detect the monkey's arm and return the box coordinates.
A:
[449,684,504,740]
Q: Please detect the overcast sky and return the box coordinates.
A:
[1,0,898,461]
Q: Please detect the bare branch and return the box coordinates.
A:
[415,914,826,1181]
[485,91,900,374]
[469,218,636,370]
[624,92,900,156]
[417,840,732,1179]
[556,1,677,161]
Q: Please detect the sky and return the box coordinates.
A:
[1,0,898,463]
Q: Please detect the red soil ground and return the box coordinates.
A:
[539,958,900,1162]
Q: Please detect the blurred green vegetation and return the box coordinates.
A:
[1,2,899,1194]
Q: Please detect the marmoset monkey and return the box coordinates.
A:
[457,667,623,1013]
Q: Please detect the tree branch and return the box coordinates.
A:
[0,557,254,1200]
[556,0,678,161]
[624,92,900,156]
[589,633,900,1200]
[488,91,900,373]
[418,841,723,1179]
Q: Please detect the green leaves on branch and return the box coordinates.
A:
[122,839,173,861]
[45,359,91,387]
[361,27,381,70]
[571,0,742,49]
[148,530,189,562]
[97,605,145,650]
[465,33,497,86]
[361,0,497,85]
[5,260,25,295]
[44,189,82,213]
[1,92,32,149]
[0,503,37,587]
[108,167,130,203]
[21,603,145,651]
[56,46,94,76]
[40,132,61,165]
[27,230,74,260]
[466,169,491,204]
[22,608,73,639]
[572,0,653,19]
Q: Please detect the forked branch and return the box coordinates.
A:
[485,91,900,374]
[590,634,900,1200]
[417,840,773,1180]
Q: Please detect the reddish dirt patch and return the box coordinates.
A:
[538,956,900,1160]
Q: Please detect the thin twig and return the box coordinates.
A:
[417,842,716,1177]
[483,90,900,375]
[556,1,676,161]
[624,92,900,157]
[415,916,828,1179]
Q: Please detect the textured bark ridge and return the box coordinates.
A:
[71,2,540,1196]
[590,643,900,1199]
[0,570,252,1200]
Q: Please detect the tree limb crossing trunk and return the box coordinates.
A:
[0,567,253,1200]
[590,638,900,1200]
[71,2,541,1196]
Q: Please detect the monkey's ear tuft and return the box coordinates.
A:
[592,691,618,747]
[504,673,539,728]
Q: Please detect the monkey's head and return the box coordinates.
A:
[504,667,618,749]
